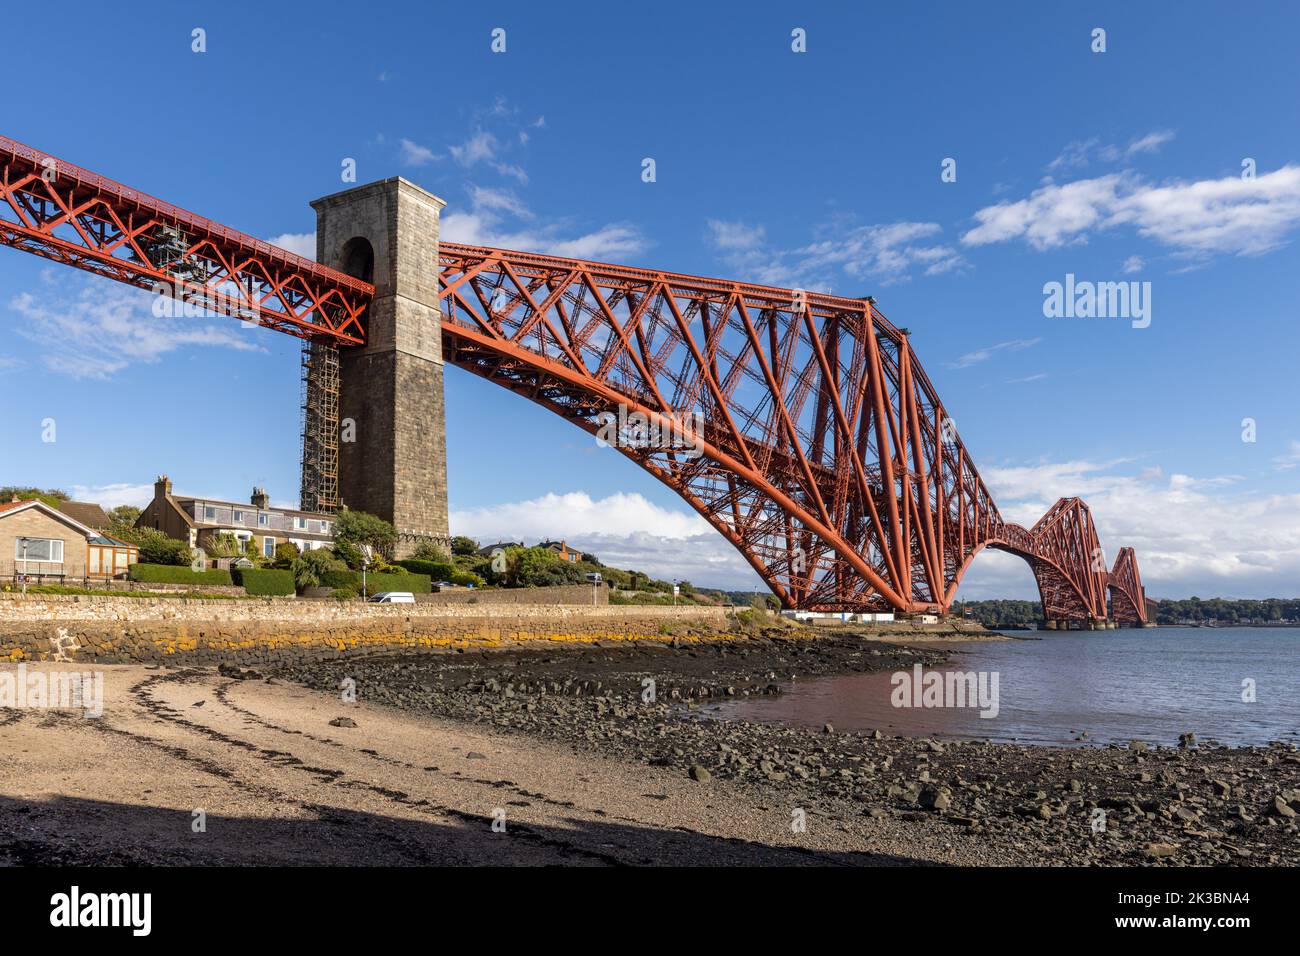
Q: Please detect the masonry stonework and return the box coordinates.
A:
[311,178,450,559]
[0,595,732,665]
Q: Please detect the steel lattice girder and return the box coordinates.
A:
[434,244,1137,618]
[0,133,1148,620]
[1109,546,1149,624]
[0,134,371,344]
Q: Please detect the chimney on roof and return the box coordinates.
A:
[251,486,270,510]
[154,475,172,499]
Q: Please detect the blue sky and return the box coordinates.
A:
[2,0,1298,598]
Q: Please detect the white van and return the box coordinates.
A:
[368,592,416,604]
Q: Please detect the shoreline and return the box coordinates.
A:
[3,632,1296,866]
[265,632,1299,866]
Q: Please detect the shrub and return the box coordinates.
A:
[115,527,192,566]
[231,568,295,596]
[450,536,479,557]
[409,540,451,562]
[204,532,242,559]
[332,585,359,601]
[449,570,485,588]
[292,549,348,592]
[319,569,432,594]
[331,538,365,570]
[334,510,396,560]
[396,559,454,581]
[128,563,233,586]
[272,542,300,569]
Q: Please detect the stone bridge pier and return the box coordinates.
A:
[310,178,451,558]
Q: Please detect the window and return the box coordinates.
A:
[14,538,63,563]
[204,505,216,521]
[258,513,268,527]
[294,517,307,531]
[262,537,275,558]
[319,520,329,534]
[233,510,244,524]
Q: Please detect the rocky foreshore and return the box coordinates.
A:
[267,629,1300,866]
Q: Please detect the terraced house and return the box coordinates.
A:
[137,475,334,558]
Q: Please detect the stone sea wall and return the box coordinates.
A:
[0,593,731,665]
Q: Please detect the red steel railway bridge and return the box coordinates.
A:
[0,134,1149,627]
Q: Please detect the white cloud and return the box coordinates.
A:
[9,280,263,380]
[1274,440,1300,471]
[947,337,1041,369]
[466,185,532,220]
[1122,254,1144,274]
[706,219,766,251]
[268,232,316,259]
[1046,130,1175,172]
[68,483,155,509]
[706,218,966,290]
[1047,138,1099,173]
[1125,129,1175,156]
[959,458,1300,600]
[399,138,439,166]
[963,165,1300,259]
[449,491,762,588]
[441,189,647,262]
[449,131,498,167]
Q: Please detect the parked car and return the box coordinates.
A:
[585,572,603,583]
[368,591,415,604]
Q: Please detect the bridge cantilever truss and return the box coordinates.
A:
[0,134,1148,624]
[434,245,1144,622]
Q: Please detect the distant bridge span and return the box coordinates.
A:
[0,133,1147,625]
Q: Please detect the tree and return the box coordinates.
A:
[410,539,451,562]
[115,526,191,566]
[0,486,69,508]
[291,549,346,592]
[272,542,300,569]
[334,510,396,561]
[106,505,141,537]
[450,535,479,557]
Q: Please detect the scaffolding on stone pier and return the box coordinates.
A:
[300,342,340,514]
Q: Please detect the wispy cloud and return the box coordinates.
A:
[399,137,440,166]
[441,187,646,262]
[705,218,966,290]
[9,278,262,380]
[1274,440,1300,471]
[1047,129,1175,172]
[947,337,1041,369]
[963,165,1300,259]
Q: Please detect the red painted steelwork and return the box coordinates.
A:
[0,135,1147,619]
[0,135,371,344]
[1109,546,1149,625]
[435,244,1134,619]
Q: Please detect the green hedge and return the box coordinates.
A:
[319,569,432,594]
[128,563,233,586]
[231,568,295,596]
[395,559,454,581]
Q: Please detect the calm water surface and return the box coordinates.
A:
[709,627,1300,747]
